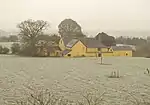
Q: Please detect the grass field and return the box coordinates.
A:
[0,55,150,104]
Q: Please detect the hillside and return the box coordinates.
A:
[0,29,9,36]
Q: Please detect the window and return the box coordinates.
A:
[98,48,101,51]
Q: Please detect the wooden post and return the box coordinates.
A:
[101,53,103,64]
[98,51,103,64]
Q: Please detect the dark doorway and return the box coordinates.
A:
[98,48,101,51]
[68,54,71,57]
[98,53,101,57]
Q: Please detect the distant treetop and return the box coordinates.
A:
[58,19,85,38]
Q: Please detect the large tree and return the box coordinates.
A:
[17,19,49,56]
[95,32,116,46]
[36,34,60,44]
[58,19,85,38]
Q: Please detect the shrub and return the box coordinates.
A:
[11,43,20,54]
[2,47,9,54]
[0,46,9,54]
[0,45,3,54]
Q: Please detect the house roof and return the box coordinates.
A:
[80,38,106,48]
[62,49,71,55]
[62,37,74,46]
[116,44,136,51]
[62,37,106,48]
[112,46,133,51]
[66,39,79,48]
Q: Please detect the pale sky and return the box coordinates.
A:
[0,0,150,33]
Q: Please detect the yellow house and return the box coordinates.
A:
[62,39,86,57]
[80,38,112,57]
[111,46,133,57]
[59,37,133,57]
[60,38,112,57]
[101,47,114,56]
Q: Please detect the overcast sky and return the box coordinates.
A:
[0,0,150,33]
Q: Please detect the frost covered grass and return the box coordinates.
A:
[0,56,150,105]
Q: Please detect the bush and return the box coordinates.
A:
[2,47,9,54]
[0,46,10,54]
[11,43,20,54]
[0,46,3,54]
[19,45,37,56]
[5,87,106,105]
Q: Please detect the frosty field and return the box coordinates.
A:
[0,55,150,104]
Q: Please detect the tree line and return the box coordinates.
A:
[0,35,18,42]
[0,18,149,57]
[11,19,85,56]
[12,19,117,56]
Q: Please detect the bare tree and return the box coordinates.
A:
[17,19,49,56]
